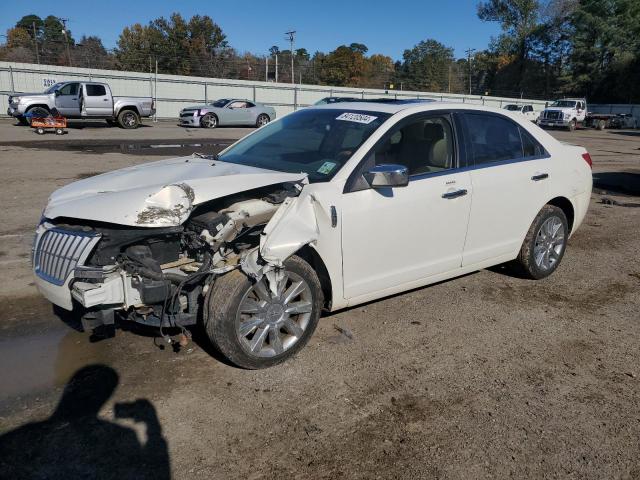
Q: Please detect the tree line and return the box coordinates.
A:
[1,1,639,102]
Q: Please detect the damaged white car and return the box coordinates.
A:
[33,102,593,368]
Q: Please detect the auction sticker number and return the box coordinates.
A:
[336,112,378,124]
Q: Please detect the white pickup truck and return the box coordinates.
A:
[503,104,540,122]
[538,98,587,131]
[7,81,155,129]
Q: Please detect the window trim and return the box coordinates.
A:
[343,110,462,193]
[458,110,550,170]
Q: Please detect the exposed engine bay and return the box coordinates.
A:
[51,181,307,334]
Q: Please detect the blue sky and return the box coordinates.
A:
[1,0,501,60]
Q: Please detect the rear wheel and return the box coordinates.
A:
[36,127,45,135]
[204,255,323,369]
[55,128,64,135]
[515,205,568,279]
[256,114,270,127]
[117,109,140,129]
[200,113,217,128]
[597,119,606,130]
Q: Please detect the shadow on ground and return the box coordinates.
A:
[0,364,171,479]
[593,172,640,196]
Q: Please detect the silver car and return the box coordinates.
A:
[179,99,276,128]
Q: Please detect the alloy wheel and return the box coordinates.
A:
[533,216,565,271]
[235,271,313,358]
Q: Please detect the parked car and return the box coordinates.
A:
[609,113,638,129]
[538,98,588,131]
[33,102,592,369]
[179,99,275,128]
[503,104,540,122]
[7,81,155,129]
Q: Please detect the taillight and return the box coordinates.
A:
[581,152,592,168]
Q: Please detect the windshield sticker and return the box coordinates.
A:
[317,161,337,175]
[336,112,378,124]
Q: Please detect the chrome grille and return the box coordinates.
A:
[34,229,99,286]
[544,111,562,120]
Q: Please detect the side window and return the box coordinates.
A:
[520,128,545,157]
[524,105,533,113]
[58,83,79,96]
[86,84,106,96]
[464,113,523,165]
[245,102,256,108]
[372,116,454,176]
[228,101,247,109]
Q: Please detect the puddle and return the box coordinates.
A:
[1,139,233,156]
[0,325,112,409]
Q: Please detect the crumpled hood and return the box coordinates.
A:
[45,156,307,227]
[182,104,217,111]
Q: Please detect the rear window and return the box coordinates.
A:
[86,84,106,96]
[464,112,545,165]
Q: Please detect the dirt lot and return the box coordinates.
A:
[0,118,639,479]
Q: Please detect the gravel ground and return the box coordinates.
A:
[0,121,638,479]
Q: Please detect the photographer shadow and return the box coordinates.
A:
[0,364,170,479]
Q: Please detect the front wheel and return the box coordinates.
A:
[200,113,217,128]
[117,110,140,129]
[204,255,323,369]
[568,119,577,131]
[256,114,270,127]
[514,205,568,279]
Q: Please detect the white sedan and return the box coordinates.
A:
[33,101,592,368]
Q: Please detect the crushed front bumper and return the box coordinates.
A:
[179,114,200,126]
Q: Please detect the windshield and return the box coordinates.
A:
[210,99,230,108]
[504,105,520,111]
[44,83,65,94]
[550,100,577,108]
[219,109,391,182]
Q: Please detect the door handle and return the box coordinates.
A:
[531,173,549,181]
[103,98,109,101]
[442,189,468,199]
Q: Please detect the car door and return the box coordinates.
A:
[54,82,81,117]
[460,111,551,266]
[340,113,473,300]
[225,101,252,125]
[83,83,113,116]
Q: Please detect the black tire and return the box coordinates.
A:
[55,128,64,135]
[597,119,606,131]
[568,119,576,131]
[36,127,45,135]
[256,113,270,128]
[199,113,218,128]
[514,205,569,280]
[204,255,323,369]
[117,109,140,129]
[26,106,50,125]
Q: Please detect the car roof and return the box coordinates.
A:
[309,100,517,116]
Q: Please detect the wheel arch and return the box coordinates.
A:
[547,196,575,233]
[26,104,50,113]
[116,105,139,117]
[294,245,333,311]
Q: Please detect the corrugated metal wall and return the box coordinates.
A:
[1,61,553,119]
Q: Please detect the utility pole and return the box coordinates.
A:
[32,22,40,65]
[448,65,452,93]
[265,56,268,82]
[60,18,72,67]
[285,30,296,84]
[275,54,278,83]
[465,48,476,95]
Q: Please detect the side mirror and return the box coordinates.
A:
[363,164,409,189]
[54,90,61,97]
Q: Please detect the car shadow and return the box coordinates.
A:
[608,130,640,137]
[593,172,640,196]
[0,364,171,479]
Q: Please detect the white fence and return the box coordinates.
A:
[0,61,554,119]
